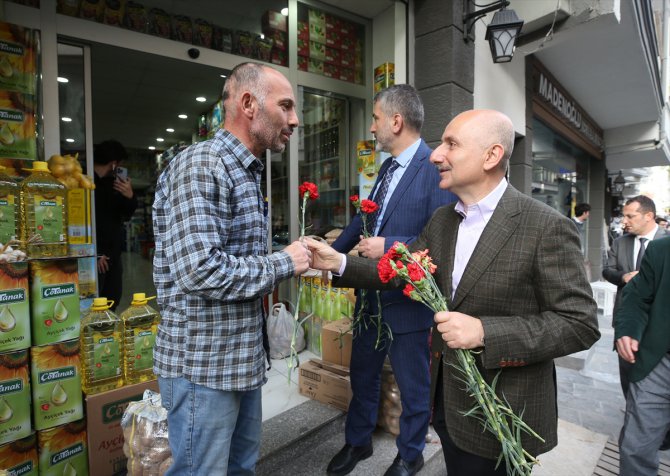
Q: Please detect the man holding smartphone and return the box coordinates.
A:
[93,139,138,310]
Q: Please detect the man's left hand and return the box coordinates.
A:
[357,236,385,259]
[114,177,134,199]
[435,311,485,349]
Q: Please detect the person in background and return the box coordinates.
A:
[602,195,667,397]
[615,236,670,475]
[307,109,599,476]
[152,62,311,475]
[326,85,456,476]
[656,216,669,230]
[573,202,591,255]
[93,139,137,310]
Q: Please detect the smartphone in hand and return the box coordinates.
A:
[115,166,128,181]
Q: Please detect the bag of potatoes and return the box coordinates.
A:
[121,390,172,476]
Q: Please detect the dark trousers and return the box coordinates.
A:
[432,366,507,476]
[98,254,123,310]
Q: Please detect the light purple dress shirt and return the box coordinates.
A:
[451,178,508,299]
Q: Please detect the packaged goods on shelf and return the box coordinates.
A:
[0,262,30,352]
[102,0,123,26]
[321,318,352,368]
[148,8,171,39]
[66,188,92,245]
[171,14,193,44]
[79,0,103,22]
[374,63,395,93]
[309,40,326,61]
[308,9,325,44]
[0,431,37,476]
[0,22,37,95]
[235,30,254,58]
[193,18,212,48]
[123,1,147,33]
[264,30,287,51]
[30,340,84,431]
[254,36,272,63]
[57,0,80,17]
[87,380,159,475]
[0,166,19,247]
[0,92,36,162]
[80,298,123,395]
[30,259,80,346]
[0,349,31,445]
[37,419,88,476]
[298,359,352,412]
[297,20,308,40]
[212,26,233,53]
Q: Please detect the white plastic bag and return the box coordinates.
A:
[268,302,304,359]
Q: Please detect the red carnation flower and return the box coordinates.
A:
[299,182,319,200]
[360,199,379,214]
[349,194,359,204]
[377,258,397,283]
[403,283,415,298]
[407,262,425,282]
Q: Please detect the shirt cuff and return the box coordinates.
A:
[335,254,347,276]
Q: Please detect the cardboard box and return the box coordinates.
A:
[321,318,352,368]
[0,349,31,445]
[299,359,352,412]
[374,63,394,93]
[262,10,287,33]
[67,188,92,245]
[86,379,159,476]
[0,22,37,95]
[0,262,30,352]
[37,419,88,476]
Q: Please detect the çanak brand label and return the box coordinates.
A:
[0,349,31,445]
[38,420,88,476]
[30,342,83,431]
[0,261,30,353]
[30,260,80,346]
[0,432,38,476]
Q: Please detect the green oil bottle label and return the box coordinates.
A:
[132,328,156,371]
[0,195,16,244]
[93,334,120,380]
[32,195,64,243]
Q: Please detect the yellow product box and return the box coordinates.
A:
[0,262,30,353]
[37,419,88,476]
[0,432,38,476]
[66,188,92,245]
[308,9,326,43]
[0,349,31,446]
[30,260,80,346]
[0,22,37,95]
[374,62,395,93]
[0,91,36,161]
[30,340,84,431]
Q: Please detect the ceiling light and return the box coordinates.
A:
[220,74,227,78]
[61,117,72,122]
[178,114,188,119]
[148,146,156,150]
[65,138,74,143]
[156,137,164,142]
[57,77,69,83]
[281,7,288,16]
[196,96,206,102]
[166,128,174,133]
[260,34,265,40]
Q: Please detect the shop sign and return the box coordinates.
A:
[532,64,603,151]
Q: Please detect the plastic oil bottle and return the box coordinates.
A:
[119,293,160,384]
[80,297,124,395]
[19,161,67,258]
[0,165,19,246]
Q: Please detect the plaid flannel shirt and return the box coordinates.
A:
[152,129,295,391]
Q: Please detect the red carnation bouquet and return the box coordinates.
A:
[378,241,543,476]
[287,182,319,380]
[347,195,390,348]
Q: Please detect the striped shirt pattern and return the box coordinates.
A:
[152,129,295,391]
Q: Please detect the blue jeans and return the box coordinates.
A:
[158,376,262,476]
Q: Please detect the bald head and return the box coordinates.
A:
[456,109,515,172]
[223,62,272,120]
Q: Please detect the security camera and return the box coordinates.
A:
[187,48,200,59]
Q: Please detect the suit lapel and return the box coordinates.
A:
[378,142,427,231]
[441,207,460,305]
[451,186,521,309]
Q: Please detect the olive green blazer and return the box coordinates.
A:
[336,185,600,460]
[615,236,670,383]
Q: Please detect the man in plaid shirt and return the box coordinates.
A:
[152,62,310,475]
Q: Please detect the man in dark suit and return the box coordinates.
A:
[602,195,667,396]
[326,84,456,476]
[615,236,670,475]
[308,109,600,475]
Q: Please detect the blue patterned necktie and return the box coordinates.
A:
[368,159,399,233]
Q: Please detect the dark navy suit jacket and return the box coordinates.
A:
[332,139,457,334]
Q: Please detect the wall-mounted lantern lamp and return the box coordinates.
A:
[463,0,524,63]
[613,171,626,197]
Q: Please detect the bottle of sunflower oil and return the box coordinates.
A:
[19,161,67,258]
[119,293,160,384]
[80,297,124,394]
[0,165,19,247]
